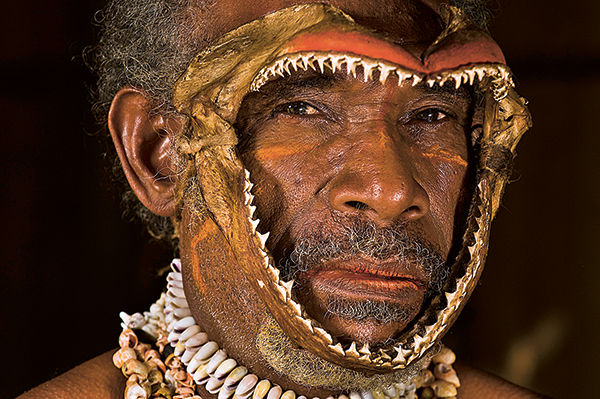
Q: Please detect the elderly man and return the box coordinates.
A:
[19,0,540,398]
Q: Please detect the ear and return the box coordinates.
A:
[108,87,183,217]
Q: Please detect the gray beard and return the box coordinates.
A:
[279,217,450,324]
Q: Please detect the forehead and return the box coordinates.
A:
[198,0,443,57]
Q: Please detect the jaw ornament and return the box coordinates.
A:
[172,3,532,373]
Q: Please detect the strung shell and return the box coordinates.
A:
[281,390,296,399]
[252,380,271,399]
[113,347,137,369]
[419,387,435,399]
[206,350,228,375]
[432,347,456,365]
[235,374,259,399]
[206,375,226,394]
[119,329,139,349]
[431,380,458,398]
[125,381,150,399]
[267,385,283,399]
[433,363,460,387]
[224,366,248,389]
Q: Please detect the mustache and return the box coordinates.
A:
[278,217,450,293]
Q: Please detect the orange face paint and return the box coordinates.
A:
[190,218,222,296]
[254,142,315,162]
[411,145,468,167]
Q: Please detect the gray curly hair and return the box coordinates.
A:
[88,0,495,244]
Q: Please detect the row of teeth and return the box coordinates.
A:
[241,169,488,368]
[250,52,513,92]
[156,264,421,399]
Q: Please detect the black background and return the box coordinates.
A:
[1,1,599,398]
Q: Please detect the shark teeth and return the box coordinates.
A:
[251,52,514,94]
[249,218,260,233]
[257,231,269,248]
[244,60,503,369]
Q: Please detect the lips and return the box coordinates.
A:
[295,258,428,301]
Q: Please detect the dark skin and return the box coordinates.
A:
[18,0,547,398]
[236,71,471,344]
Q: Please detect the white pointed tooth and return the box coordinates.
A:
[283,60,292,75]
[454,75,462,89]
[411,75,421,86]
[475,68,485,81]
[290,58,298,71]
[248,205,256,218]
[258,231,270,248]
[330,55,344,73]
[297,57,307,70]
[275,65,285,77]
[245,180,254,192]
[314,327,333,344]
[297,315,314,332]
[346,342,359,357]
[316,57,325,73]
[288,298,302,316]
[445,290,458,306]
[411,333,427,351]
[427,79,436,87]
[267,265,280,280]
[363,63,375,82]
[305,56,317,71]
[282,279,294,295]
[346,57,360,78]
[468,244,476,256]
[245,169,250,179]
[249,218,260,232]
[262,256,270,269]
[275,284,287,301]
[466,69,475,85]
[359,343,371,355]
[329,343,345,356]
[379,64,395,84]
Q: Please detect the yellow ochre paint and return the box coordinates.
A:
[254,142,314,161]
[411,145,468,167]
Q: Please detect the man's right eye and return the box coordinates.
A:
[274,101,320,116]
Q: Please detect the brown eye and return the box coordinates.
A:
[275,101,320,116]
[414,108,448,122]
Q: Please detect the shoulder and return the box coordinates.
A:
[17,350,125,399]
[454,364,552,399]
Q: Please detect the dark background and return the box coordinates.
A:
[1,1,598,398]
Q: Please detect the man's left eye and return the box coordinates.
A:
[275,101,320,116]
[414,108,448,122]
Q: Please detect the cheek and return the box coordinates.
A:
[411,146,468,251]
[241,139,323,244]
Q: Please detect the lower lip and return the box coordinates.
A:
[300,269,424,301]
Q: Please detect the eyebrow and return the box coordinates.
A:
[414,81,472,100]
[257,71,344,99]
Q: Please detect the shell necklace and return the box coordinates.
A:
[113,259,461,399]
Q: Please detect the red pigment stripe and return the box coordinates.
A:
[282,29,505,74]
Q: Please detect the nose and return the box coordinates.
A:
[328,136,430,223]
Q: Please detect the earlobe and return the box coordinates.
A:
[108,87,182,217]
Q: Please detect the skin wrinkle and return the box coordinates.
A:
[235,65,472,344]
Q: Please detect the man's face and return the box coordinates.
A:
[235,67,472,345]
[177,0,476,366]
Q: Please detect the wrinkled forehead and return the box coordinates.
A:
[200,0,444,56]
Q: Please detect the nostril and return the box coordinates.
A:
[403,205,421,216]
[346,201,369,211]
